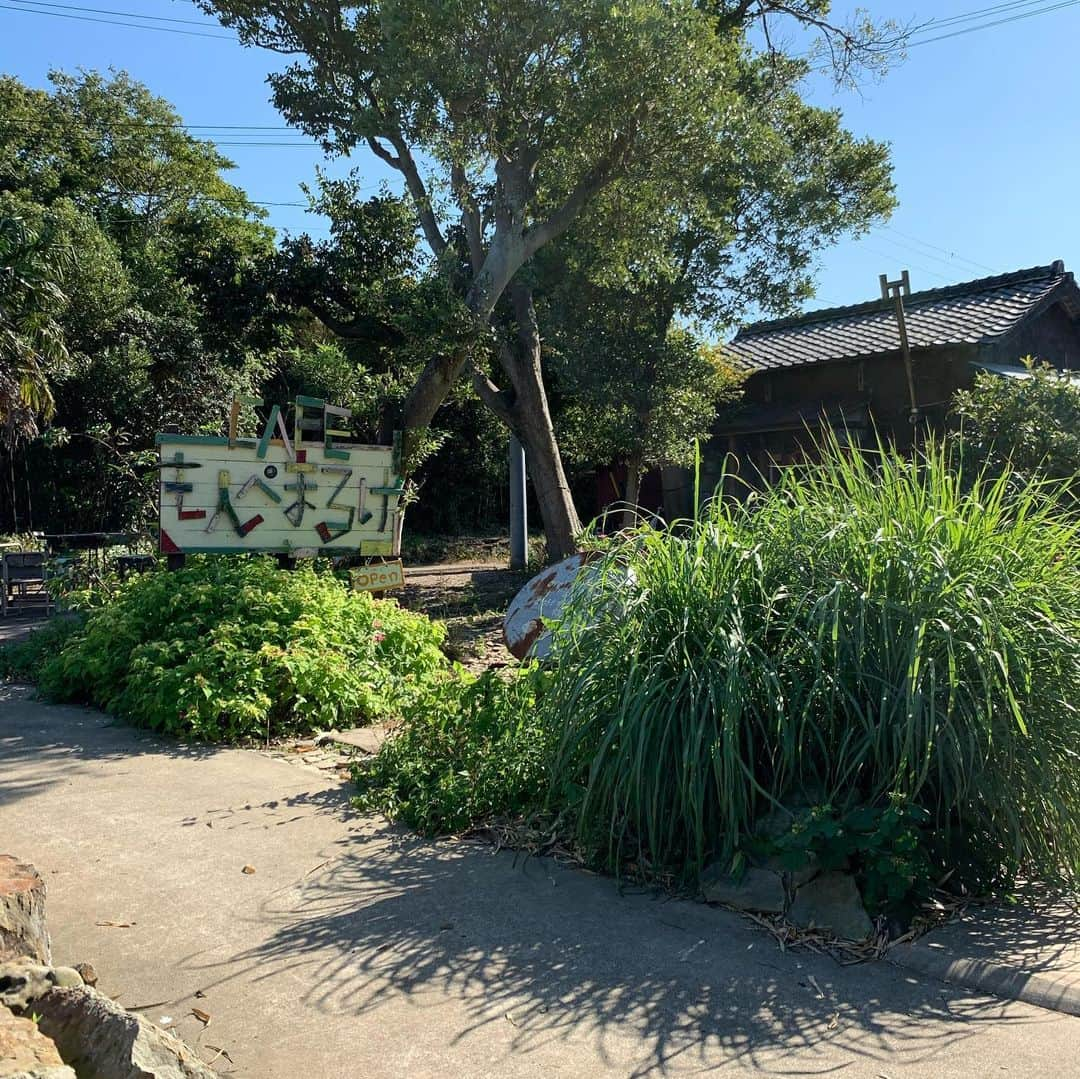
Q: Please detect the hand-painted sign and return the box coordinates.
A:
[353,559,405,593]
[156,395,403,557]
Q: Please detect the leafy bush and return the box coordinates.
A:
[751,801,933,918]
[542,435,1080,893]
[354,667,552,834]
[953,359,1080,491]
[36,557,448,741]
[0,617,83,683]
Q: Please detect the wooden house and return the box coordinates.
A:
[705,261,1080,493]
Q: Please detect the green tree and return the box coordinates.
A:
[0,70,285,533]
[200,0,901,557]
[555,324,743,526]
[0,207,71,446]
[952,360,1080,492]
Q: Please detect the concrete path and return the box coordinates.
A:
[2,685,1078,1078]
[890,900,1080,1017]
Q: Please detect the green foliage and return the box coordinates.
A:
[0,205,71,444]
[36,558,448,741]
[202,1,898,555]
[553,320,744,474]
[756,802,933,917]
[0,617,83,683]
[0,70,282,534]
[354,667,552,834]
[952,359,1080,492]
[542,435,1080,893]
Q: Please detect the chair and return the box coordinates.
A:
[1,552,53,618]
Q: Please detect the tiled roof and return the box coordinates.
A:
[729,262,1080,371]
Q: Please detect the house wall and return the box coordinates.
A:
[991,301,1078,368]
[640,302,1080,513]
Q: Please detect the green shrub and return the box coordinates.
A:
[36,557,448,741]
[543,435,1080,893]
[750,801,933,918]
[0,617,83,683]
[952,359,1080,491]
[354,666,552,834]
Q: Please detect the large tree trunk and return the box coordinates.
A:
[499,285,581,560]
[621,452,644,530]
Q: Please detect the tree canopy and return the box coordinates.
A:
[201,0,901,555]
[0,70,281,531]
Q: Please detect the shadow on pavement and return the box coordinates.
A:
[188,825,1051,1077]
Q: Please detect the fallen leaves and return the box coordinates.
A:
[95,920,135,928]
[241,865,256,875]
[191,1007,211,1026]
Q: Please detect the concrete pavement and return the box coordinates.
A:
[1,683,1078,1078]
[890,900,1080,1017]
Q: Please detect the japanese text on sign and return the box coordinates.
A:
[157,395,403,557]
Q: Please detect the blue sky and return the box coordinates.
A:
[2,0,1079,318]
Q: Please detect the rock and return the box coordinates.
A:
[0,960,67,1011]
[758,851,820,890]
[72,964,97,989]
[787,871,874,941]
[0,1003,75,1078]
[754,806,795,840]
[320,727,386,754]
[701,865,787,913]
[31,986,219,1079]
[0,859,50,965]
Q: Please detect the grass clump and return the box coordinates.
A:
[32,557,447,741]
[354,666,551,834]
[543,436,1080,894]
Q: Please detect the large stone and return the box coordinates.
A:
[787,870,874,941]
[0,859,50,965]
[0,1004,75,1079]
[0,961,83,1011]
[701,865,787,913]
[32,986,219,1079]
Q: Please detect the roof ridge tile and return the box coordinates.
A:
[735,262,1068,342]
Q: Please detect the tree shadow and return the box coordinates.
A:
[0,684,226,807]
[181,824,1052,1076]
[910,895,1080,976]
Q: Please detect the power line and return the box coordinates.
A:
[917,0,1070,32]
[907,0,1080,47]
[7,0,224,28]
[801,0,1080,68]
[858,244,954,284]
[2,119,303,132]
[0,0,234,38]
[879,226,996,275]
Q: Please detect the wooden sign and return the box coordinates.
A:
[353,559,405,592]
[157,396,403,557]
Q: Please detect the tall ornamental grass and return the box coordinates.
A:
[544,437,1080,890]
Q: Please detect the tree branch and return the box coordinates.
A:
[520,119,640,263]
[452,160,485,270]
[470,363,516,427]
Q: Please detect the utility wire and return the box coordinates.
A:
[870,230,996,277]
[880,226,996,275]
[907,0,1080,47]
[6,0,226,29]
[0,0,234,38]
[915,0,1071,32]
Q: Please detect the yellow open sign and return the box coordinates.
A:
[354,559,405,593]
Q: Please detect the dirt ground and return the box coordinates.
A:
[396,561,528,674]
